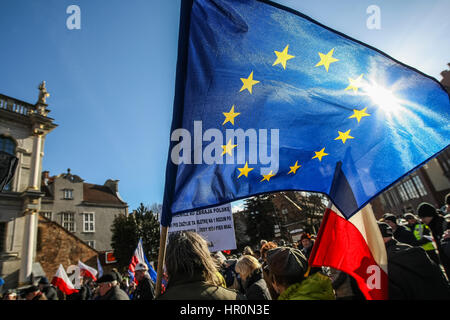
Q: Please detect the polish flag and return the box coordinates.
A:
[128,239,157,283]
[51,264,79,295]
[309,204,389,300]
[78,260,98,281]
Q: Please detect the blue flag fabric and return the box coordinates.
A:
[161,0,450,226]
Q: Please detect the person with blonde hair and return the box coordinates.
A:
[157,231,245,300]
[235,255,271,300]
[243,246,254,256]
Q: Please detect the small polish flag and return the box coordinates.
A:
[51,264,79,295]
[78,260,98,281]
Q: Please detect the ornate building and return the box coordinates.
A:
[0,82,57,288]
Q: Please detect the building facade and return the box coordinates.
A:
[40,170,128,252]
[270,191,326,243]
[0,83,57,288]
[370,146,450,219]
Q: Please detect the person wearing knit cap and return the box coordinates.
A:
[299,233,314,259]
[417,202,450,278]
[380,213,419,247]
[265,247,335,300]
[377,222,450,299]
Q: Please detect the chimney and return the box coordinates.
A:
[104,179,119,194]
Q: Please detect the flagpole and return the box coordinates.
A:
[155,225,169,298]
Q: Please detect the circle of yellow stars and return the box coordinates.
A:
[218,45,371,183]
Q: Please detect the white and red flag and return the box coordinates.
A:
[78,260,98,281]
[309,203,388,300]
[128,239,157,283]
[51,264,79,295]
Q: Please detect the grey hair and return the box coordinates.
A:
[165,231,221,286]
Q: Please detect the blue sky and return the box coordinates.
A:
[0,0,449,213]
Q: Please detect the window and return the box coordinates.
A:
[83,213,95,233]
[0,222,6,252]
[397,184,409,201]
[403,180,419,199]
[382,194,391,208]
[390,190,400,206]
[40,212,52,220]
[412,176,427,196]
[0,136,15,155]
[63,189,73,200]
[1,136,16,191]
[61,212,75,232]
[86,240,95,249]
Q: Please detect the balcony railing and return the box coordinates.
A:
[0,94,34,116]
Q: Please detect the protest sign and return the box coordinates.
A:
[169,203,236,252]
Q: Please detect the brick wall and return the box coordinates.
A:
[36,215,99,279]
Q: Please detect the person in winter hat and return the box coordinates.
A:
[132,262,155,300]
[265,247,335,300]
[377,222,450,300]
[417,202,450,278]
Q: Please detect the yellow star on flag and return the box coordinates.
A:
[237,162,254,178]
[239,71,260,94]
[261,171,275,182]
[312,148,329,161]
[315,48,339,72]
[345,74,364,93]
[349,107,370,123]
[288,161,301,174]
[273,45,295,70]
[334,130,354,144]
[221,139,237,156]
[222,105,240,125]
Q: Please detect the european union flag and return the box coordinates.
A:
[161,0,450,226]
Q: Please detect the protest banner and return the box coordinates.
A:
[168,203,236,252]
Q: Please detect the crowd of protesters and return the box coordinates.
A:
[2,196,450,301]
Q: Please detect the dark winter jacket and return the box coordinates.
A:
[385,239,450,300]
[132,274,155,300]
[393,225,420,247]
[428,214,448,244]
[41,284,59,300]
[429,215,450,278]
[157,272,246,300]
[242,268,271,300]
[97,285,130,300]
[66,284,92,300]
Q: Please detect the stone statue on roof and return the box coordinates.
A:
[37,81,50,104]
